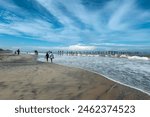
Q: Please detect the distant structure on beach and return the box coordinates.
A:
[58,51,64,56]
[56,50,144,57]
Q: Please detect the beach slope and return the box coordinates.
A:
[0,54,149,100]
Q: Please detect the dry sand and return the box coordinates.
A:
[0,54,150,100]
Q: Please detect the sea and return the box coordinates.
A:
[36,53,150,95]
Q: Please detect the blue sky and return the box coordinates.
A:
[0,0,150,51]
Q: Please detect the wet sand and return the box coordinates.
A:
[0,54,149,100]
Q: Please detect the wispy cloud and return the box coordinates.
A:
[0,0,150,50]
[108,0,134,30]
[12,44,96,51]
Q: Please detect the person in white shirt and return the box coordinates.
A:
[49,52,54,63]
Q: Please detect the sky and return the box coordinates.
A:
[0,0,150,51]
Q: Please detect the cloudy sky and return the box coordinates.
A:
[0,0,150,51]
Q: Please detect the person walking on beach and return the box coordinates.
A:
[45,52,49,62]
[49,52,54,63]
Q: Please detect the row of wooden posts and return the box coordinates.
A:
[57,50,141,56]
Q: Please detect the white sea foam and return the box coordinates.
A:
[38,54,150,95]
[127,56,149,60]
[120,55,149,60]
[120,54,128,58]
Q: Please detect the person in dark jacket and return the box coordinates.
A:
[17,49,20,55]
[45,52,49,62]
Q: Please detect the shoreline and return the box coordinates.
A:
[38,57,150,96]
[55,63,150,96]
[53,61,150,96]
[0,54,150,99]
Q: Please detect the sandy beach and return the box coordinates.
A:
[0,54,149,100]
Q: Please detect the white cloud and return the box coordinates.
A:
[67,44,96,50]
[36,0,78,29]
[0,0,150,50]
[39,44,97,51]
[91,42,150,47]
[108,0,135,30]
[0,19,81,43]
[0,23,20,35]
[13,44,96,51]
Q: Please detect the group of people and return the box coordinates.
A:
[14,49,20,55]
[45,51,54,63]
[14,49,54,63]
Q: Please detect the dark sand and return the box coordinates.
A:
[0,54,150,100]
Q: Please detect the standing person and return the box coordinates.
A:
[49,52,54,63]
[17,49,20,55]
[34,50,38,55]
[45,52,49,62]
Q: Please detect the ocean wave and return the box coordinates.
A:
[120,55,149,60]
[127,56,149,60]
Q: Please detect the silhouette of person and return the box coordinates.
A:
[17,49,20,55]
[34,50,38,55]
[49,52,54,63]
[45,52,49,62]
